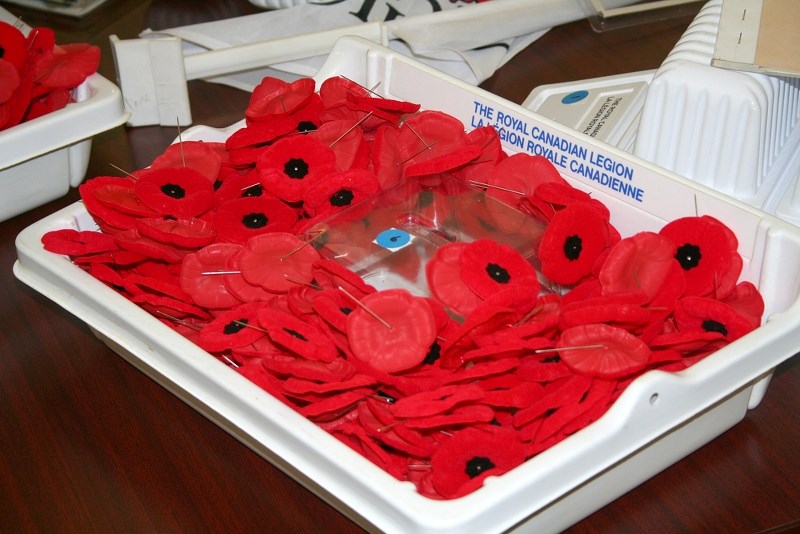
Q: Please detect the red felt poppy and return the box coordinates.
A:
[721,281,764,329]
[151,140,223,182]
[25,27,56,63]
[257,134,337,203]
[310,288,355,333]
[24,87,72,122]
[484,153,566,212]
[346,289,437,374]
[312,258,376,297]
[134,167,215,218]
[425,242,483,317]
[538,202,612,286]
[78,176,141,234]
[236,232,321,293]
[598,231,680,303]
[87,262,142,296]
[439,304,519,369]
[130,292,209,321]
[180,242,245,309]
[673,296,757,343]
[212,168,265,205]
[41,228,118,257]
[308,118,372,172]
[559,292,653,332]
[257,308,339,362]
[346,92,420,122]
[258,350,356,383]
[124,271,193,303]
[459,238,539,300]
[220,246,277,303]
[525,181,610,223]
[302,168,380,219]
[34,43,100,90]
[0,62,32,130]
[659,215,742,299]
[92,180,159,218]
[430,426,527,499]
[246,76,316,124]
[213,195,297,244]
[196,302,269,353]
[0,21,26,71]
[451,126,506,184]
[0,60,20,106]
[372,111,470,191]
[136,217,216,249]
[557,323,651,379]
[113,227,189,263]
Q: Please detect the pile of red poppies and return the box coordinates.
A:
[0,20,100,131]
[41,75,764,500]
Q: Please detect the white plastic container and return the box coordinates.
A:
[0,72,129,222]
[13,37,800,534]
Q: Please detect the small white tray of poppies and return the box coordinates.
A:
[14,37,800,534]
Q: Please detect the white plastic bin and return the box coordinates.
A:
[0,72,129,222]
[13,37,800,534]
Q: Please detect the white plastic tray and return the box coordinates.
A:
[0,71,128,222]
[0,6,128,222]
[13,37,800,534]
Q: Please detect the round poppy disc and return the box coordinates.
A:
[236,232,321,293]
[460,238,539,300]
[346,289,436,374]
[557,323,651,379]
[425,242,482,317]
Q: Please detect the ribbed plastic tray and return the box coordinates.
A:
[13,37,800,534]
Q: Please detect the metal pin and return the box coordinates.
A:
[377,421,402,432]
[467,180,525,196]
[338,285,392,329]
[339,76,383,98]
[201,270,241,275]
[401,120,432,149]
[176,118,186,167]
[396,141,438,166]
[219,354,240,368]
[284,274,323,290]
[534,344,606,354]
[280,230,327,261]
[231,318,269,334]
[109,163,138,180]
[329,112,373,148]
[155,310,203,330]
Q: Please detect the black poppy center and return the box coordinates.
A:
[284,158,309,179]
[242,184,263,197]
[160,183,186,199]
[213,179,223,191]
[423,341,441,366]
[330,189,355,207]
[339,306,353,315]
[223,318,248,335]
[242,212,268,229]
[297,121,317,133]
[0,47,5,59]
[702,319,728,337]
[283,328,307,341]
[563,234,583,261]
[485,262,511,284]
[465,456,495,479]
[675,243,702,270]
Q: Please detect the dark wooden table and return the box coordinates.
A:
[1,1,798,533]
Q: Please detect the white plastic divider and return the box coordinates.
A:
[14,36,800,534]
